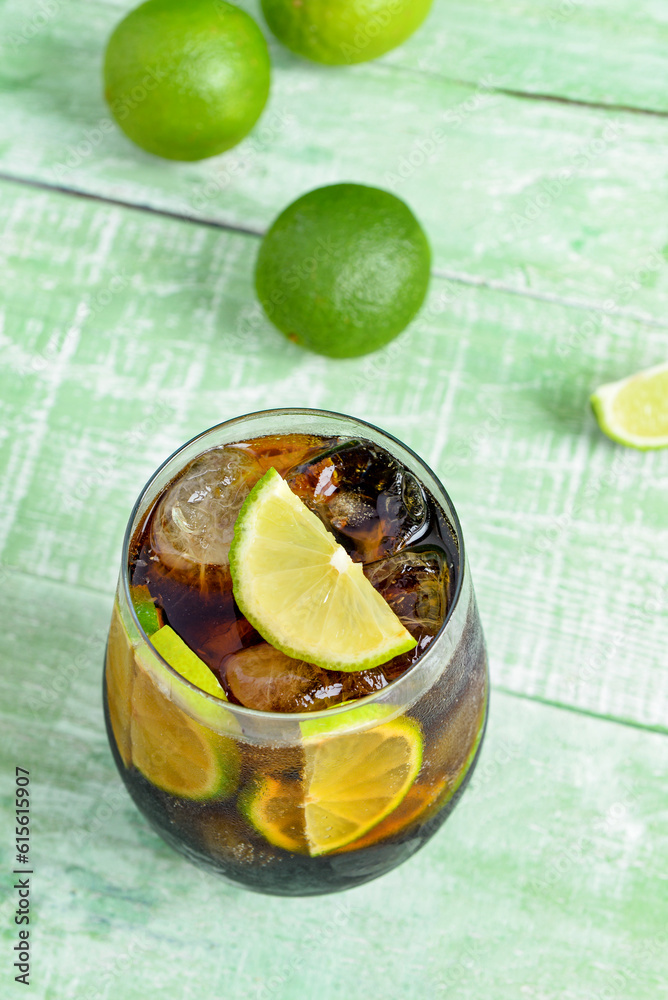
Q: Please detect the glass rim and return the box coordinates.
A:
[120,406,466,722]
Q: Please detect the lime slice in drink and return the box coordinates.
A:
[130,669,239,800]
[240,777,308,854]
[242,717,423,855]
[229,468,417,671]
[130,584,163,635]
[590,362,668,449]
[106,604,136,766]
[299,701,394,741]
[130,625,239,799]
[149,625,227,700]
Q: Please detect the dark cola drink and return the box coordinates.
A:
[104,411,488,896]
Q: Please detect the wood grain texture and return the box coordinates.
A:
[1,1,668,315]
[1,572,666,999]
[383,0,668,113]
[1,3,667,994]
[5,0,668,112]
[1,180,666,730]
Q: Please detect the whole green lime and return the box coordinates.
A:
[255,184,431,358]
[261,0,433,65]
[103,0,271,161]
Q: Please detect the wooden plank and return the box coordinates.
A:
[383,0,668,113]
[1,2,668,314]
[1,179,666,729]
[1,572,666,998]
[5,0,668,113]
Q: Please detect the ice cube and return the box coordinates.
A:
[365,549,449,669]
[150,446,263,575]
[222,641,412,711]
[286,441,429,563]
[222,644,345,713]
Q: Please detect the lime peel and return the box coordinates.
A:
[591,362,668,450]
[130,584,162,635]
[149,625,227,700]
[229,467,417,671]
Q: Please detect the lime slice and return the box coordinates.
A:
[591,362,668,449]
[240,778,308,854]
[299,702,394,742]
[304,717,422,854]
[105,604,135,766]
[242,717,423,855]
[130,669,239,801]
[332,783,441,854]
[149,625,227,700]
[229,468,417,671]
[130,584,163,636]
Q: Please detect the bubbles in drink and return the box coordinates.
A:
[285,441,429,562]
[150,446,263,578]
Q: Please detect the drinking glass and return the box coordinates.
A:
[104,408,489,896]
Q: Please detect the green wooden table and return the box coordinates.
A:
[1,1,667,996]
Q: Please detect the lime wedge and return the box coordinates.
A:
[130,584,163,635]
[591,362,668,449]
[130,668,239,800]
[242,717,423,855]
[150,625,227,699]
[229,468,417,671]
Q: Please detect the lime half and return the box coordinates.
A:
[591,362,668,449]
[229,468,417,671]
